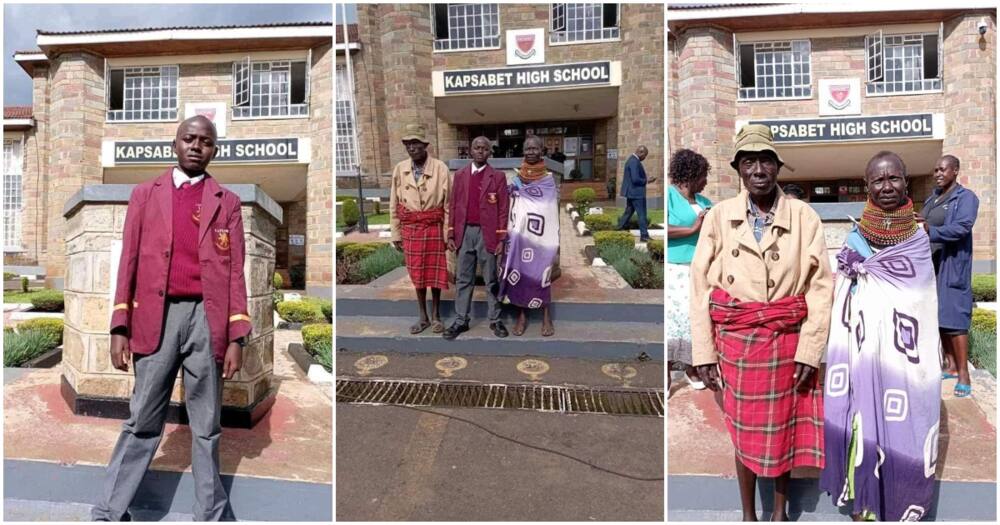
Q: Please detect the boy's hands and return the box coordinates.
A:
[223,342,243,379]
[110,334,131,372]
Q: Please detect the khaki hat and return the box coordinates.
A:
[731,124,793,171]
[401,124,430,144]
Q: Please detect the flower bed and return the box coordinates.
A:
[336,242,405,285]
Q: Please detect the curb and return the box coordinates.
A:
[288,343,332,384]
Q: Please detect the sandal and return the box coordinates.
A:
[685,371,706,390]
[954,383,972,398]
[942,372,959,380]
[431,320,445,333]
[409,319,431,334]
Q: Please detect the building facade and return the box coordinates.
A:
[336,3,664,202]
[668,5,996,270]
[4,23,333,295]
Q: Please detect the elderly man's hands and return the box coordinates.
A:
[696,362,817,393]
[696,364,722,391]
[794,363,817,392]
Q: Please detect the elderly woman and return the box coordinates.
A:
[666,148,712,390]
[691,124,832,521]
[918,155,979,398]
[820,152,942,521]
[499,135,558,337]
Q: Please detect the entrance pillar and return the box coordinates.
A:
[60,184,283,428]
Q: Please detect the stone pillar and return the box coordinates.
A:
[60,184,283,429]
[46,52,105,289]
[676,26,739,203]
[618,4,665,207]
[308,42,334,298]
[943,12,997,270]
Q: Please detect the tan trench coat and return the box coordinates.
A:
[689,189,833,368]
[389,156,452,243]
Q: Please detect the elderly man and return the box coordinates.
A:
[444,136,510,340]
[690,124,833,521]
[93,116,248,521]
[390,124,452,334]
[617,145,655,242]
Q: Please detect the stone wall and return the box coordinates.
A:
[307,42,334,296]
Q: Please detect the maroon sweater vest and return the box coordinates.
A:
[167,181,205,298]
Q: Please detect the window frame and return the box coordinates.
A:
[549,3,621,46]
[3,137,24,251]
[232,55,311,121]
[865,24,944,97]
[105,63,180,123]
[431,3,503,53]
[335,63,359,175]
[735,38,814,102]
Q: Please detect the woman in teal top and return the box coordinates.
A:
[666,149,712,391]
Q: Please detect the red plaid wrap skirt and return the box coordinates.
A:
[396,205,448,290]
[709,288,824,477]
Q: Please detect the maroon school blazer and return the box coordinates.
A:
[109,168,252,362]
[448,163,510,252]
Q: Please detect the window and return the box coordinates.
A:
[551,4,619,44]
[335,65,358,174]
[866,29,942,95]
[3,138,23,250]
[233,60,309,118]
[433,3,500,51]
[738,40,812,100]
[106,66,179,121]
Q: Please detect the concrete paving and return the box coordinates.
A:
[336,402,663,521]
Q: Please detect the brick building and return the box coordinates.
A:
[4,22,333,295]
[668,4,996,271]
[336,3,664,203]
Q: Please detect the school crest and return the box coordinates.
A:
[214,228,230,252]
[487,192,498,204]
[192,203,202,225]
[828,84,851,110]
[515,34,536,59]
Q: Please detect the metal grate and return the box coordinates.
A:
[336,378,664,418]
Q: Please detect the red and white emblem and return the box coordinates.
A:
[196,108,217,121]
[828,84,851,110]
[515,34,536,59]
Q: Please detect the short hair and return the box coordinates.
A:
[523,135,543,148]
[471,136,491,147]
[865,151,907,179]
[941,154,960,171]
[782,183,806,199]
[668,148,709,185]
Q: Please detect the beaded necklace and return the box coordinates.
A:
[858,198,918,246]
[519,160,549,183]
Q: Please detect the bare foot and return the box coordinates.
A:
[541,307,554,337]
[742,512,758,521]
[513,310,527,336]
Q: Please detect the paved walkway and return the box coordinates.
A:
[559,206,589,267]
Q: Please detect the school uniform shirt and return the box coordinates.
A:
[448,162,509,253]
[389,156,451,243]
[110,167,252,362]
[689,188,833,368]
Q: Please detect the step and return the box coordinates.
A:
[335,316,663,361]
[4,499,194,522]
[336,296,663,323]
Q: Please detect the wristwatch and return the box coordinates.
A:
[234,337,246,349]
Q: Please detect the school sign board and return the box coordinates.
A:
[438,61,613,94]
[742,114,944,144]
[102,137,311,166]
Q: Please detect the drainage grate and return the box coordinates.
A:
[336,378,664,417]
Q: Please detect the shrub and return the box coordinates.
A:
[30,290,64,312]
[969,326,997,377]
[272,290,284,309]
[359,245,405,282]
[321,301,332,323]
[972,274,996,302]
[971,308,997,334]
[607,249,663,290]
[371,199,381,215]
[598,243,634,266]
[336,242,357,259]
[21,277,29,293]
[312,339,333,373]
[337,255,360,285]
[573,187,596,213]
[301,323,333,353]
[289,264,306,289]
[4,272,16,281]
[583,213,616,232]
[594,230,635,255]
[647,239,665,261]
[342,198,360,227]
[277,300,324,323]
[17,318,64,345]
[273,272,284,290]
[4,329,59,367]
[342,243,381,262]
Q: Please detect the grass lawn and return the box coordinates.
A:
[3,290,51,304]
[600,207,664,226]
[337,212,390,229]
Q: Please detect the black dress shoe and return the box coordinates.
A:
[490,321,509,338]
[442,322,469,340]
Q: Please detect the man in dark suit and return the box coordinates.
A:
[617,145,655,242]
[444,136,510,339]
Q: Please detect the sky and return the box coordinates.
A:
[334,3,357,24]
[3,3,333,106]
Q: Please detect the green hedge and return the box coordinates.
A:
[4,329,59,367]
[277,300,325,324]
[30,290,64,312]
[312,339,332,373]
[321,302,332,323]
[342,243,381,262]
[573,187,596,214]
[3,272,16,281]
[647,239,664,261]
[594,231,635,255]
[342,198,360,227]
[972,308,997,333]
[359,245,405,282]
[17,318,64,345]
[609,249,664,289]
[302,323,332,352]
[273,272,284,290]
[583,213,616,232]
[972,274,996,302]
[970,326,996,377]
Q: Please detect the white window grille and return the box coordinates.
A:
[3,138,23,250]
[106,66,179,121]
[433,3,500,51]
[737,40,812,100]
[866,29,942,95]
[233,60,309,118]
[550,3,619,44]
[335,65,358,174]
